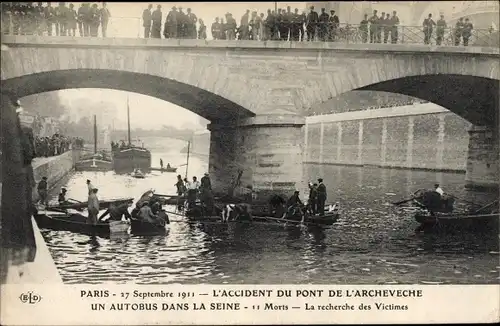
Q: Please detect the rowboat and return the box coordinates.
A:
[166,202,340,227]
[33,209,169,237]
[414,210,499,230]
[163,166,177,173]
[131,168,146,179]
[181,212,340,227]
[46,197,135,211]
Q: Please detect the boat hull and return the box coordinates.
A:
[46,198,135,211]
[415,211,500,230]
[75,158,113,172]
[34,211,111,236]
[112,147,152,173]
[34,210,169,236]
[130,211,169,234]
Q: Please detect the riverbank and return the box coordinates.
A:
[1,150,79,284]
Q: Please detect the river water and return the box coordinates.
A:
[41,147,499,284]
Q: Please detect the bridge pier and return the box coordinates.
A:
[208,115,305,202]
[465,125,499,192]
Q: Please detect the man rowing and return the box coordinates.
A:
[286,190,304,219]
[138,201,161,224]
[434,183,444,197]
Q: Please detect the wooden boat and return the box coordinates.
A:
[414,211,499,229]
[34,209,169,236]
[112,97,152,173]
[75,116,113,172]
[131,168,146,179]
[167,202,340,227]
[130,211,170,234]
[45,197,135,211]
[164,166,177,173]
[75,156,113,172]
[34,209,111,236]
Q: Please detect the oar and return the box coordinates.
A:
[68,198,83,203]
[392,197,415,205]
[447,194,483,207]
[154,193,178,198]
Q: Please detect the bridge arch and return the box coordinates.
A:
[1,69,255,123]
[358,74,499,126]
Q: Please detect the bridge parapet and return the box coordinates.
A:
[2,22,498,48]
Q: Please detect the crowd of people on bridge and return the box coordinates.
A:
[34,134,83,158]
[1,2,492,47]
[1,2,111,37]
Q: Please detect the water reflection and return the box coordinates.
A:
[40,155,499,284]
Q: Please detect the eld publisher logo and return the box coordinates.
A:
[19,292,42,304]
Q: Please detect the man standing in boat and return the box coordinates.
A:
[316,178,327,216]
[200,172,214,214]
[86,179,94,195]
[160,158,164,170]
[308,182,318,215]
[175,175,187,210]
[186,176,200,210]
[87,188,100,225]
[37,176,48,206]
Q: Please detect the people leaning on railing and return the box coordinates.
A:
[1,2,496,47]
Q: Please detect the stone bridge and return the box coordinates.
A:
[1,36,499,195]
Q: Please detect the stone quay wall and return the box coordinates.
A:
[31,150,80,201]
[305,104,471,172]
[184,104,472,173]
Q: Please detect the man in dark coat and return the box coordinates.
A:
[316,178,327,216]
[151,5,162,38]
[142,4,153,38]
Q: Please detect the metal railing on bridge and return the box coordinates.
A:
[1,16,498,48]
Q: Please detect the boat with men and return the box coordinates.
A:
[34,201,170,237]
[393,184,499,231]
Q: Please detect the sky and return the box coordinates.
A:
[58,89,207,131]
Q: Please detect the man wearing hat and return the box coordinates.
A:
[316,178,327,216]
[200,173,214,214]
[164,5,177,38]
[142,4,153,38]
[37,176,48,206]
[306,5,318,41]
[86,179,94,195]
[328,10,339,41]
[58,187,68,205]
[151,4,162,38]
